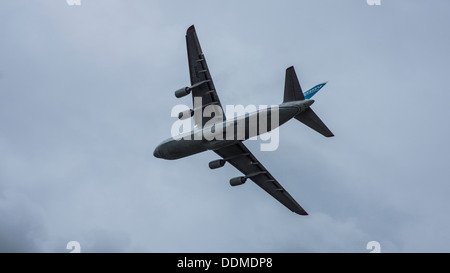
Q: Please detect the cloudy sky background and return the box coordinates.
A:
[1,0,450,252]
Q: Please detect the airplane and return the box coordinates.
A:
[153,25,334,215]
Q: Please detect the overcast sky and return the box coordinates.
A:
[1,0,450,252]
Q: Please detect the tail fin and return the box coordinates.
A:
[283,66,334,137]
[283,66,305,102]
[303,82,327,99]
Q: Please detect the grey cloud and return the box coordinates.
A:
[1,0,450,252]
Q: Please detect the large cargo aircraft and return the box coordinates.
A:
[154,26,333,215]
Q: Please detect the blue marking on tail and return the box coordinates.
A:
[303,82,327,99]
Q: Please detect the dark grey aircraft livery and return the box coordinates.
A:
[154,25,334,215]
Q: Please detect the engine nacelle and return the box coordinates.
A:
[175,87,191,98]
[178,109,194,120]
[230,176,247,186]
[175,80,211,99]
[209,159,226,169]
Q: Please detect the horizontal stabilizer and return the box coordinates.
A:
[283,66,305,102]
[303,82,327,99]
[295,108,334,137]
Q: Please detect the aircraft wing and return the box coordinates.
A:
[213,142,308,215]
[186,25,225,128]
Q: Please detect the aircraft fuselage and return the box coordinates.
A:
[153,100,314,160]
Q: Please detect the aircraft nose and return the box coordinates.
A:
[153,147,162,158]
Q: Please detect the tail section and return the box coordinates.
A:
[295,108,334,137]
[283,66,305,102]
[303,82,327,99]
[283,66,334,138]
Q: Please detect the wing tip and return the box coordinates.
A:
[287,66,295,71]
[187,25,195,32]
[299,211,308,216]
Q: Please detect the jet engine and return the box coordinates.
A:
[178,109,194,120]
[230,176,247,186]
[174,80,211,98]
[175,87,191,98]
[209,159,226,169]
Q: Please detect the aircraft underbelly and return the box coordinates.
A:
[157,107,299,159]
[161,139,206,160]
